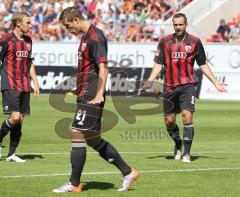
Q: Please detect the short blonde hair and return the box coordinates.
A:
[11,12,30,29]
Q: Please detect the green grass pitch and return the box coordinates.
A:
[0,94,240,197]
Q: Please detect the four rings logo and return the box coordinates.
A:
[229,50,240,69]
[16,51,28,58]
[172,52,187,59]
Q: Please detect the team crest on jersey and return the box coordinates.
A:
[78,52,82,60]
[185,45,191,53]
[81,43,87,52]
[27,44,31,51]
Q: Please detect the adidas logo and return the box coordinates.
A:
[4,106,9,111]
[108,158,114,163]
[183,137,190,141]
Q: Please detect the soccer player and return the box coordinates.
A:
[143,13,227,163]
[0,12,39,162]
[53,7,139,193]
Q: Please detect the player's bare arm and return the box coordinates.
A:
[88,63,108,104]
[142,63,163,90]
[30,64,40,98]
[200,63,228,92]
[148,63,163,81]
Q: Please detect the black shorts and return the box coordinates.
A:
[71,97,105,132]
[2,90,30,115]
[163,83,196,115]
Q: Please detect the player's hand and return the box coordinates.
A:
[88,95,104,104]
[140,80,152,92]
[214,81,228,92]
[33,84,40,99]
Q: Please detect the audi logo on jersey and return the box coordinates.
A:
[16,51,28,58]
[171,52,187,59]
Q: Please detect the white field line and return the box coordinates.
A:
[15,151,240,155]
[0,168,240,179]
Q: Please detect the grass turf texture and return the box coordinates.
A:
[0,94,239,197]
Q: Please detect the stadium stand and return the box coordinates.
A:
[206,12,240,43]
[0,0,193,42]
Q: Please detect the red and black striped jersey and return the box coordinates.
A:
[154,33,206,87]
[0,32,33,92]
[77,25,108,98]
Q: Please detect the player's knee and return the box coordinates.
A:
[164,116,175,126]
[71,129,85,140]
[10,114,22,125]
[182,111,193,124]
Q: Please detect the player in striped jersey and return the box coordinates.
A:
[143,13,227,163]
[0,12,39,162]
[53,7,139,193]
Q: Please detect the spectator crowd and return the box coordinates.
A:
[1,0,239,43]
[0,0,193,42]
[206,13,240,43]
